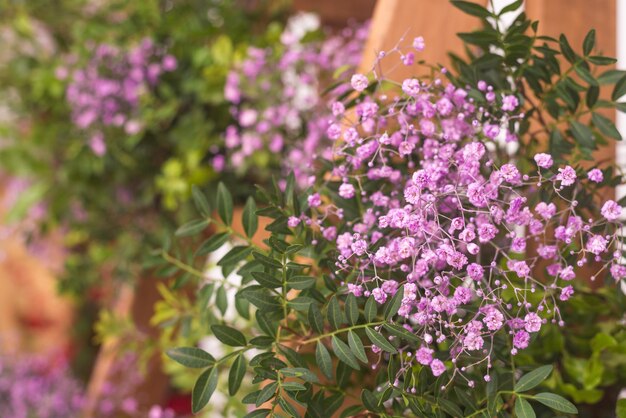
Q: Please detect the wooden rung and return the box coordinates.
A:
[359,0,488,78]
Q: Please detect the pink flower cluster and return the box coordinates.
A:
[217,16,368,186]
[294,39,624,386]
[64,38,176,156]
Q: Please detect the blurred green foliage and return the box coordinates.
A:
[0,0,289,295]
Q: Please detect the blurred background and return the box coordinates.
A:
[0,0,623,417]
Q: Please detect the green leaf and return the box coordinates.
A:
[327,296,344,330]
[457,30,499,46]
[598,69,626,84]
[345,294,359,326]
[384,287,404,320]
[241,287,282,312]
[382,323,420,343]
[195,233,229,256]
[613,73,626,101]
[255,381,278,406]
[251,271,282,289]
[364,327,397,354]
[308,304,324,334]
[287,297,315,311]
[364,296,377,322]
[285,244,303,255]
[361,389,382,412]
[592,112,622,140]
[316,342,333,379]
[340,405,364,418]
[438,398,464,418]
[559,34,577,63]
[166,347,215,368]
[242,197,258,238]
[216,286,227,316]
[287,275,316,290]
[210,324,247,347]
[570,120,595,148]
[218,246,252,267]
[243,409,271,418]
[280,367,319,383]
[583,29,595,55]
[235,297,250,320]
[348,330,368,363]
[533,392,577,414]
[591,332,618,352]
[217,182,233,226]
[514,397,536,418]
[252,251,283,269]
[228,354,247,396]
[192,185,211,217]
[575,65,598,86]
[498,0,523,15]
[175,219,209,237]
[588,55,617,65]
[514,365,553,392]
[451,0,492,18]
[278,399,301,418]
[617,398,626,418]
[281,382,307,392]
[192,367,218,413]
[586,85,600,108]
[331,336,360,370]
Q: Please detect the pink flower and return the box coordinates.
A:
[287,216,301,227]
[560,286,574,301]
[556,166,577,186]
[524,313,542,333]
[416,346,434,365]
[350,73,369,92]
[501,95,519,111]
[430,359,446,377]
[513,330,530,349]
[338,183,356,199]
[533,153,553,169]
[463,332,484,351]
[412,36,425,51]
[601,200,623,221]
[372,288,387,304]
[89,133,106,156]
[587,168,604,183]
[586,234,608,255]
[307,193,322,208]
[401,78,420,96]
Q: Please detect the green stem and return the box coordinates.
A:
[300,321,386,345]
[161,250,205,278]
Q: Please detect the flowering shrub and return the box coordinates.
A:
[217,14,368,186]
[0,352,177,418]
[65,38,176,156]
[0,354,84,418]
[0,0,289,296]
[162,2,626,416]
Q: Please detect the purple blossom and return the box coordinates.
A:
[533,153,553,169]
[430,359,446,376]
[351,73,369,92]
[601,199,623,221]
[513,330,530,349]
[501,94,519,111]
[556,165,577,186]
[588,168,604,183]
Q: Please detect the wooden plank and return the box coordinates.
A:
[359,0,488,77]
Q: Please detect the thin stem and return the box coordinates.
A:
[299,321,386,345]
